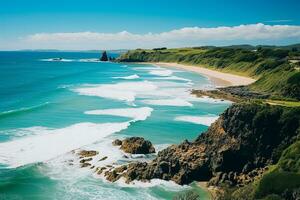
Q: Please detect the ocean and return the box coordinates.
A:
[0,51,230,200]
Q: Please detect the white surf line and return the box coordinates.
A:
[174,115,219,126]
[152,76,191,82]
[112,74,140,80]
[149,69,173,76]
[73,81,158,102]
[0,122,131,168]
[142,99,193,107]
[84,107,153,122]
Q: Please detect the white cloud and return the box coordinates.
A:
[4,23,300,50]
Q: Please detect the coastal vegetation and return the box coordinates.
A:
[98,103,300,200]
[116,46,300,199]
[118,45,300,100]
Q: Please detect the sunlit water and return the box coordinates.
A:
[0,51,230,200]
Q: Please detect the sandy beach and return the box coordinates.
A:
[154,62,256,87]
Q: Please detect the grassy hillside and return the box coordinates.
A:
[118,47,300,100]
[254,141,300,199]
[229,140,300,200]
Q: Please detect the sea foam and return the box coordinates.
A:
[84,107,153,122]
[40,58,73,62]
[142,99,193,107]
[149,69,173,76]
[78,58,100,62]
[0,122,130,168]
[113,74,140,80]
[73,81,157,102]
[175,115,219,126]
[153,76,191,82]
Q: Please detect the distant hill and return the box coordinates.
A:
[190,43,300,51]
[118,45,300,100]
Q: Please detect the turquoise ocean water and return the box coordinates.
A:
[0,51,230,200]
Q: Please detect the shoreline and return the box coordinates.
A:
[150,62,256,87]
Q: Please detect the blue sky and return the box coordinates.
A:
[1,0,300,50]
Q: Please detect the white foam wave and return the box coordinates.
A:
[175,115,219,126]
[149,69,173,76]
[132,66,162,71]
[0,126,49,138]
[40,58,73,62]
[115,177,189,190]
[142,99,193,107]
[85,107,153,122]
[0,122,130,168]
[73,81,157,102]
[79,58,100,62]
[113,74,140,80]
[153,76,191,82]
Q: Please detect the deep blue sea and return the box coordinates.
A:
[0,51,230,200]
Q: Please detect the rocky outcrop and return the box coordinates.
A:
[115,137,155,154]
[112,139,122,146]
[192,86,269,103]
[78,150,98,158]
[104,103,300,186]
[100,51,108,61]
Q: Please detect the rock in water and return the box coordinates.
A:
[77,150,98,157]
[100,51,108,61]
[120,137,155,154]
[112,139,122,146]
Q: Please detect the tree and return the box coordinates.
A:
[100,51,108,61]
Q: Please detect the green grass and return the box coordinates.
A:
[254,141,300,199]
[265,100,300,107]
[218,141,300,200]
[118,47,300,100]
[255,171,300,198]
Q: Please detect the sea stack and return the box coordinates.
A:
[100,51,108,61]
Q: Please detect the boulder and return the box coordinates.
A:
[80,158,92,163]
[112,139,122,146]
[78,150,98,157]
[120,137,155,154]
[99,156,108,161]
[81,163,91,168]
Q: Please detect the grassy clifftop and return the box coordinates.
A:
[118,47,300,100]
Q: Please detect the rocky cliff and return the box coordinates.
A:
[104,103,300,191]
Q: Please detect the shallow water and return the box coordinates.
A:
[0,51,230,199]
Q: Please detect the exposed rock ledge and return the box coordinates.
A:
[103,103,300,186]
[112,137,155,154]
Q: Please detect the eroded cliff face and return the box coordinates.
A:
[104,103,300,186]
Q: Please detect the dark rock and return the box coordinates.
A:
[99,156,108,161]
[120,137,155,154]
[112,139,122,146]
[103,103,300,186]
[96,167,107,175]
[80,158,92,163]
[78,150,98,157]
[100,51,108,61]
[81,163,91,168]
